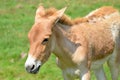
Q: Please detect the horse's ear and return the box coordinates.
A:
[53,7,67,23]
[35,6,45,21]
[56,7,67,18]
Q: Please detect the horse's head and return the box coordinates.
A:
[25,6,66,74]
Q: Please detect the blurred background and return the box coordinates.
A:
[0,0,120,80]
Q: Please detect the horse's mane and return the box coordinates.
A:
[44,6,118,26]
[45,8,89,26]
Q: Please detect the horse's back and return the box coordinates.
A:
[71,11,120,61]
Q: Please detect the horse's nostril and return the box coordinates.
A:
[31,65,35,70]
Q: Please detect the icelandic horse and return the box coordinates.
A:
[25,6,120,80]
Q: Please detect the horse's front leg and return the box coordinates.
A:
[80,67,91,80]
[62,71,74,80]
[81,70,90,80]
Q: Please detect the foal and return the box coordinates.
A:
[25,6,120,80]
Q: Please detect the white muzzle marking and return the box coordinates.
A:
[25,54,42,74]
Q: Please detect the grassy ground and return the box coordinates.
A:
[0,0,120,80]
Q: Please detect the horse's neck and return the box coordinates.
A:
[52,23,75,59]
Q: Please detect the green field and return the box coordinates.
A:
[0,0,120,80]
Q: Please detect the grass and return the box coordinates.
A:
[0,0,120,80]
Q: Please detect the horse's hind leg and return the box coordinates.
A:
[108,58,119,80]
[108,50,120,80]
[94,66,107,80]
[110,21,120,80]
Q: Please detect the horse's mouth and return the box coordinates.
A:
[27,65,41,74]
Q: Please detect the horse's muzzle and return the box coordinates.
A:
[25,55,42,74]
[26,65,41,74]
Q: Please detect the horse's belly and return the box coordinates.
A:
[91,54,111,70]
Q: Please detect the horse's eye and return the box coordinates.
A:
[42,38,49,45]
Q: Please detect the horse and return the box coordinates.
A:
[25,6,120,80]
